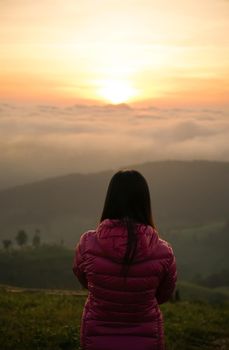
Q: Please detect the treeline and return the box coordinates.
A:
[1,228,66,251]
[0,219,228,291]
[2,229,42,250]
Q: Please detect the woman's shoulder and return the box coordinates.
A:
[74,229,96,251]
[156,236,175,261]
[80,229,96,239]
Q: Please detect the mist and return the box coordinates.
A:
[0,102,228,189]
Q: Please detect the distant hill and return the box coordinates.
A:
[0,160,228,246]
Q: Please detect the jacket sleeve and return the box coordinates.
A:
[72,233,88,289]
[156,245,177,304]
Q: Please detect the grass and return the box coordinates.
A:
[0,286,83,350]
[0,286,229,350]
[162,301,229,350]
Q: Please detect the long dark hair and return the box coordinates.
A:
[100,170,156,274]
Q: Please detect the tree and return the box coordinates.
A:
[2,239,12,251]
[32,229,41,248]
[15,230,28,247]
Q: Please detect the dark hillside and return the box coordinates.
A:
[0,160,228,246]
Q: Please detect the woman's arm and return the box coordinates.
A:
[72,233,88,289]
[156,247,177,304]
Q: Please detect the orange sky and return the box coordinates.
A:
[0,0,229,106]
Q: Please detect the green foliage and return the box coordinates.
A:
[15,229,28,247]
[0,244,80,290]
[2,239,12,250]
[0,287,228,350]
[32,229,41,247]
[177,281,229,303]
[197,269,229,288]
[166,220,229,281]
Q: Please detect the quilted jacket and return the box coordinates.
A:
[73,218,177,350]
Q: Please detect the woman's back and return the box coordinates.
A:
[73,218,177,350]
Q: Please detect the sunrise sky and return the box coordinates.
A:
[1,0,229,106]
[0,0,229,189]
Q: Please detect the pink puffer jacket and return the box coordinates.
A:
[73,218,177,350]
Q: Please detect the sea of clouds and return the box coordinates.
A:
[0,102,228,189]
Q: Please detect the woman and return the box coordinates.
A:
[73,170,177,350]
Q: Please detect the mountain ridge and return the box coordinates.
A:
[0,160,228,246]
[1,159,227,192]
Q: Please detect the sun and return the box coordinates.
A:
[98,80,137,104]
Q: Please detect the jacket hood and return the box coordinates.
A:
[96,218,159,263]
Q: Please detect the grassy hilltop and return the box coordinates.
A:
[0,286,229,350]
